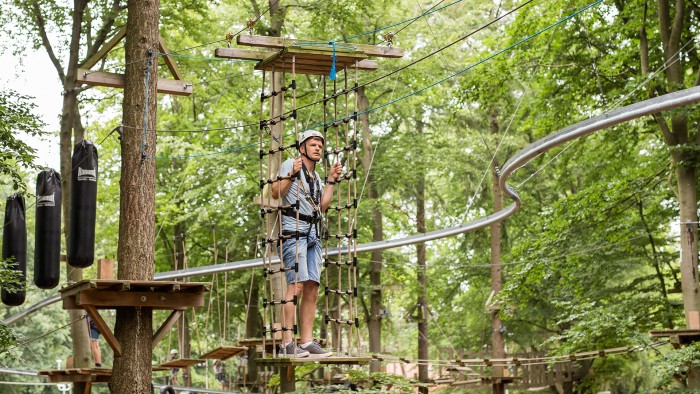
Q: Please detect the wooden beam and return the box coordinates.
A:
[76,68,193,96]
[77,289,204,309]
[152,310,183,348]
[82,27,127,70]
[215,47,278,61]
[236,34,404,58]
[84,305,122,357]
[158,35,183,81]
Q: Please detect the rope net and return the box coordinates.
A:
[258,56,361,357]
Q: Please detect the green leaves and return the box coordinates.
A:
[0,90,44,191]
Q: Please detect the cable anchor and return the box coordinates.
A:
[382,32,395,46]
[247,19,255,35]
[226,32,235,48]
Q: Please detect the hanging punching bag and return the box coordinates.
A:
[34,169,62,289]
[2,194,26,306]
[68,140,98,268]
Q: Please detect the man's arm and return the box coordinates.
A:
[271,158,302,199]
[321,162,343,212]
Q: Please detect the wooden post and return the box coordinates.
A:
[97,259,114,280]
[280,365,296,392]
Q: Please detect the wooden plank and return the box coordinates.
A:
[76,69,193,96]
[216,47,278,61]
[84,305,122,357]
[650,329,700,337]
[82,27,126,70]
[158,35,183,81]
[158,358,202,368]
[77,289,204,309]
[236,35,404,58]
[152,310,183,349]
[256,356,371,366]
[199,346,248,360]
[97,259,114,280]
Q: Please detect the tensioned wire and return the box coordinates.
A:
[337,0,464,42]
[456,1,568,221]
[513,37,697,189]
[111,0,283,72]
[123,0,542,136]
[143,0,602,160]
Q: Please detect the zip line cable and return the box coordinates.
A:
[338,0,464,42]
[457,5,566,221]
[1,315,86,355]
[131,0,600,160]
[119,0,541,136]
[393,0,450,38]
[514,38,696,189]
[0,125,120,231]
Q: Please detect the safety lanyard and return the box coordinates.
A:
[301,162,320,206]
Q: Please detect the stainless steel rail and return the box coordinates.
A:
[7,85,700,325]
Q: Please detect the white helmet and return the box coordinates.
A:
[298,130,324,149]
[170,349,179,355]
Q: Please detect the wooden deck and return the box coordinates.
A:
[199,346,248,360]
[256,356,371,366]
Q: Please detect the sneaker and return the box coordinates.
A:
[277,342,309,358]
[301,341,332,358]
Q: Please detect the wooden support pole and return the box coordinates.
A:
[84,305,122,357]
[157,36,183,81]
[236,35,404,58]
[76,69,193,96]
[153,310,183,348]
[82,27,127,70]
[279,365,296,392]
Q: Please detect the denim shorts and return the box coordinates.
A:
[89,320,100,340]
[280,224,322,284]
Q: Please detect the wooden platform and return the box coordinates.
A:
[256,356,371,366]
[38,368,112,382]
[38,368,111,393]
[257,45,368,75]
[199,346,248,360]
[237,337,327,353]
[59,279,209,357]
[215,34,404,77]
[157,358,203,368]
[650,329,700,347]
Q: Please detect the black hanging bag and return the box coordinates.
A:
[68,140,98,268]
[2,194,26,306]
[34,169,62,288]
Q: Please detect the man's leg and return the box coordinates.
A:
[282,282,303,343]
[90,339,102,365]
[300,281,319,343]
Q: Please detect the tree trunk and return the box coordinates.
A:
[358,87,384,373]
[174,222,192,386]
[59,4,91,393]
[489,108,505,394]
[416,120,429,393]
[111,0,159,392]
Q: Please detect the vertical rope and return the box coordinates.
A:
[141,50,152,160]
[344,66,354,355]
[352,60,361,355]
[333,76,342,354]
[259,69,269,357]
[323,76,331,349]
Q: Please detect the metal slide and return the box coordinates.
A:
[6,86,700,325]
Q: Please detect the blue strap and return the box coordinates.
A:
[328,41,337,80]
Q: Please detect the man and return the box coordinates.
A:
[213,359,228,390]
[271,130,342,358]
[169,349,179,385]
[87,315,102,367]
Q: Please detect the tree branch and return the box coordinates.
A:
[32,2,65,82]
[84,0,123,66]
